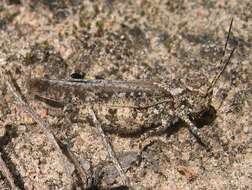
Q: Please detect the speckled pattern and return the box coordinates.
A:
[0,0,251,189]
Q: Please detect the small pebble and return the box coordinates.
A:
[81,159,91,171]
[18,124,27,132]
[120,35,125,40]
[243,126,249,134]
[0,125,6,138]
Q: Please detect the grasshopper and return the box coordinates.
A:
[26,19,236,148]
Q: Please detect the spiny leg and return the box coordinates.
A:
[143,103,211,149]
[177,112,210,150]
[139,105,173,140]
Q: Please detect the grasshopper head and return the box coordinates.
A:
[186,91,217,128]
[187,18,236,128]
[178,18,236,129]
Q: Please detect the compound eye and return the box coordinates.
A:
[189,106,217,128]
[71,72,85,79]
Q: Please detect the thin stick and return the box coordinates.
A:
[89,108,130,187]
[0,153,18,189]
[1,70,73,178]
[56,140,89,189]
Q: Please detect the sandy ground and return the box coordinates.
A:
[0,0,251,189]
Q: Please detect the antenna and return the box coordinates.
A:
[205,18,236,97]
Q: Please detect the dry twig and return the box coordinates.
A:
[56,139,89,189]
[89,108,130,187]
[0,153,18,189]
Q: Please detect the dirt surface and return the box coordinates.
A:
[0,0,251,189]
